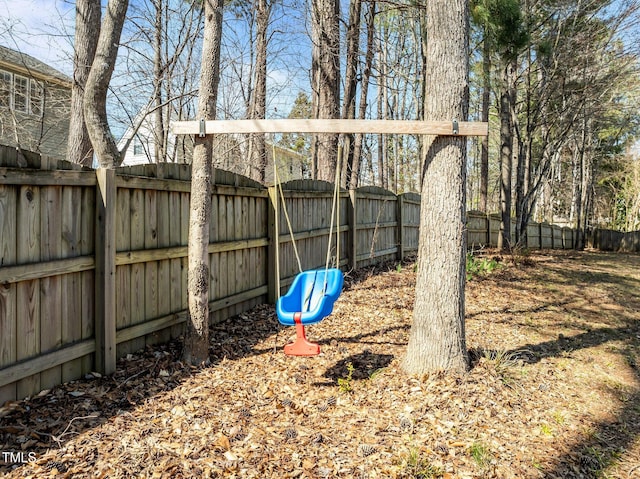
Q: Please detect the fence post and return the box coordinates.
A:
[94,168,117,375]
[539,222,543,250]
[486,213,491,247]
[267,186,278,304]
[348,190,358,270]
[397,194,404,261]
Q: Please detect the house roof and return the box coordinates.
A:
[0,44,71,87]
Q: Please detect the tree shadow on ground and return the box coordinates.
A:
[321,351,394,385]
[465,298,573,321]
[533,324,640,478]
[546,389,640,478]
[470,252,640,477]
[316,324,410,348]
[508,318,640,476]
[470,324,640,477]
[507,323,639,366]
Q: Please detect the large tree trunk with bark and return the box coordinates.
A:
[310,0,340,182]
[497,59,516,250]
[403,0,469,375]
[479,34,490,212]
[184,0,224,366]
[83,0,129,168]
[349,1,376,189]
[67,0,100,167]
[153,0,166,164]
[341,0,362,188]
[377,27,388,189]
[248,0,269,183]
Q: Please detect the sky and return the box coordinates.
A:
[0,0,309,123]
[0,0,75,75]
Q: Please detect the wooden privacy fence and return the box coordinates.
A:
[0,160,423,403]
[588,228,640,253]
[467,211,578,250]
[4,153,628,403]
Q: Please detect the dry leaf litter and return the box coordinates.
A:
[1,250,639,478]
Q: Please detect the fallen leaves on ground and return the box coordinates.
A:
[1,250,639,478]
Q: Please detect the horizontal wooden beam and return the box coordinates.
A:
[116,174,191,193]
[171,119,488,136]
[116,311,187,345]
[0,168,96,186]
[0,256,95,284]
[115,286,269,344]
[0,340,95,387]
[115,239,269,266]
[116,246,188,266]
[356,247,399,262]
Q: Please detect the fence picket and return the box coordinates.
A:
[39,184,62,389]
[16,185,40,398]
[0,184,17,403]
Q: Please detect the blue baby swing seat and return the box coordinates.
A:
[276,268,344,326]
[276,268,344,356]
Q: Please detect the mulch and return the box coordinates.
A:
[1,250,639,478]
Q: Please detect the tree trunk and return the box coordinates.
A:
[249,0,269,183]
[153,0,165,163]
[377,81,386,188]
[515,43,533,244]
[349,1,376,189]
[497,59,515,250]
[576,119,594,249]
[184,0,223,366]
[403,0,469,375]
[514,133,526,245]
[67,0,100,167]
[479,32,490,212]
[311,0,340,182]
[342,0,362,188]
[84,0,129,168]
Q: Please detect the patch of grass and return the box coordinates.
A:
[551,409,567,426]
[469,441,492,469]
[337,362,355,393]
[482,350,522,387]
[369,367,386,381]
[540,423,553,437]
[398,448,443,478]
[484,349,519,370]
[466,253,501,281]
[531,458,545,471]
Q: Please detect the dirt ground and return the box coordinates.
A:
[1,250,639,478]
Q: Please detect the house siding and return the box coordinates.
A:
[0,46,71,161]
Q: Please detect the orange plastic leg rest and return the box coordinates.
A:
[284,312,321,356]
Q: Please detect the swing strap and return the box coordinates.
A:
[272,143,303,276]
[324,143,342,275]
[272,139,342,298]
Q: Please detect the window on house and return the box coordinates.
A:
[133,139,144,156]
[30,79,43,116]
[0,70,11,109]
[0,70,45,115]
[14,75,28,113]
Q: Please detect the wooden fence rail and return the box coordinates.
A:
[1,152,632,403]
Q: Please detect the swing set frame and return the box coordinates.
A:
[171,118,488,355]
